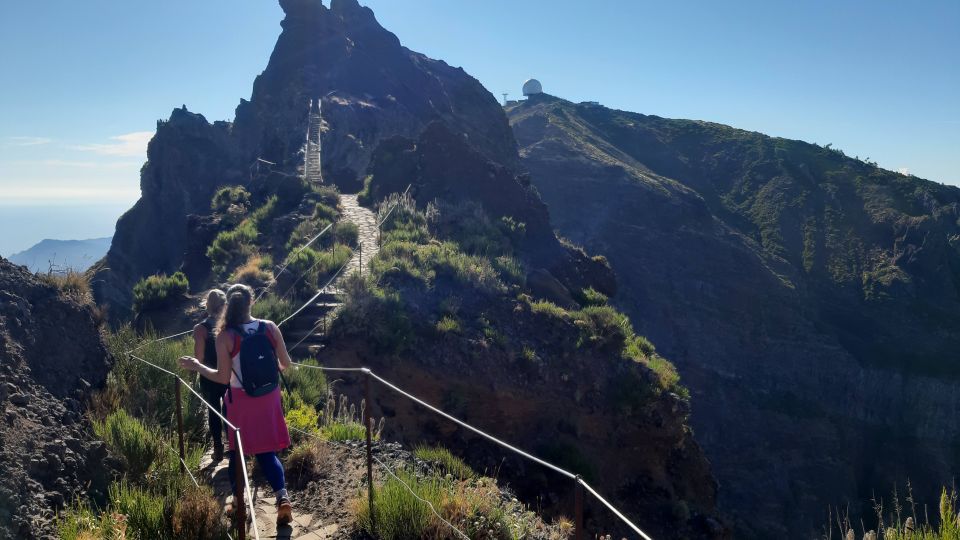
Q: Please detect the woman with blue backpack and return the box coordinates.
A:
[179,283,294,526]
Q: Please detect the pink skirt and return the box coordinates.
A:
[224,386,290,455]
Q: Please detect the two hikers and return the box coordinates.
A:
[179,283,294,526]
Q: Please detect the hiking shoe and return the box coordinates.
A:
[276,498,293,526]
[212,443,224,463]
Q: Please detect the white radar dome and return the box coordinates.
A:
[522,79,543,96]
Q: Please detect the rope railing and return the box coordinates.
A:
[289,362,654,539]
[276,245,356,329]
[127,352,259,540]
[255,222,333,303]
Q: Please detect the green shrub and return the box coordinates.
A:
[830,486,960,540]
[283,359,328,408]
[285,401,321,444]
[572,305,631,351]
[575,287,608,307]
[252,294,294,323]
[335,274,413,354]
[100,327,205,439]
[108,481,168,540]
[207,196,279,276]
[210,186,250,213]
[206,222,257,274]
[414,446,475,480]
[93,410,164,478]
[57,500,127,540]
[354,470,441,540]
[132,272,189,313]
[334,221,359,247]
[354,472,514,540]
[529,299,569,319]
[286,219,332,251]
[356,175,374,206]
[321,421,367,441]
[313,202,337,222]
[435,315,461,335]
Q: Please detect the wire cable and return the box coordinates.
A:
[367,370,576,480]
[255,222,333,302]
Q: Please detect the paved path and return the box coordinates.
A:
[200,452,341,539]
[334,193,379,288]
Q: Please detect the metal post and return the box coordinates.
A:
[234,431,247,540]
[365,371,375,531]
[575,476,584,540]
[174,379,186,473]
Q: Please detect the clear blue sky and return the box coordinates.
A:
[1,0,957,255]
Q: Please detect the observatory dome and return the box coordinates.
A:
[522,79,543,96]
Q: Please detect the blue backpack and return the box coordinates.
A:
[230,321,279,397]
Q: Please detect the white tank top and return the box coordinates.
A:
[229,320,265,389]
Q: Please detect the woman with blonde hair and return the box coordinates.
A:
[193,289,228,462]
[179,283,293,525]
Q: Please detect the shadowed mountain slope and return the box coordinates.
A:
[508,94,960,538]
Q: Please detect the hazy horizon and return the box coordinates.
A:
[1,0,957,256]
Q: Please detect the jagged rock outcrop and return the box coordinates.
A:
[0,259,113,539]
[234,0,519,185]
[94,0,520,318]
[92,108,240,318]
[508,94,960,538]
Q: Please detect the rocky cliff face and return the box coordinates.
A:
[508,94,960,538]
[0,259,113,539]
[90,2,725,536]
[94,0,519,317]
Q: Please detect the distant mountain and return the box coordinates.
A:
[507,93,960,538]
[9,237,111,272]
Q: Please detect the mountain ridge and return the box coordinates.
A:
[507,93,960,538]
[8,237,112,273]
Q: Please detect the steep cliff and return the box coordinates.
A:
[94,0,517,317]
[89,1,725,536]
[0,259,113,539]
[508,94,960,538]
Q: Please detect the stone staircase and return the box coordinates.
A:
[304,100,322,185]
[280,194,380,351]
[281,291,341,354]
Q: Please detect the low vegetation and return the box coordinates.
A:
[353,463,568,540]
[414,445,476,480]
[132,272,189,313]
[825,486,960,540]
[41,268,93,305]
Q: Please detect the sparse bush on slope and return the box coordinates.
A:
[132,272,189,313]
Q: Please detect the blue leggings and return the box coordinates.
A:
[228,451,286,495]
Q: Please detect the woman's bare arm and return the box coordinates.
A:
[193,324,206,363]
[267,321,292,371]
[179,329,232,385]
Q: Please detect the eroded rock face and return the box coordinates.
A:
[94,0,519,318]
[234,0,518,185]
[0,258,113,538]
[92,108,240,318]
[508,95,960,538]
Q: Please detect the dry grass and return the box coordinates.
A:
[41,269,93,305]
[171,486,229,540]
[231,255,273,288]
[284,440,332,489]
